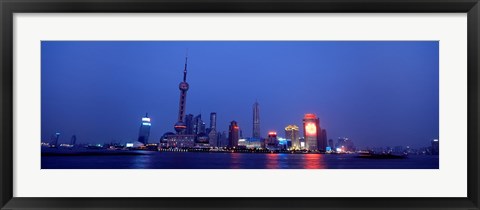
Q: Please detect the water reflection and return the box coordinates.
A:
[130,155,152,169]
[302,154,326,169]
[265,153,280,169]
[229,152,242,169]
[42,152,438,169]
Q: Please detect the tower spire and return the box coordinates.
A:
[174,52,190,134]
[183,49,188,82]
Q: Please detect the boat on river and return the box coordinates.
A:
[356,151,407,159]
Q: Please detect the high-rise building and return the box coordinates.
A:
[217,131,228,147]
[328,139,334,150]
[252,101,260,138]
[199,121,206,134]
[228,121,240,148]
[303,113,322,151]
[299,137,306,149]
[431,139,439,155]
[174,56,190,134]
[208,112,217,147]
[285,125,300,150]
[210,112,217,130]
[185,114,194,134]
[52,132,60,147]
[266,131,278,150]
[138,113,151,144]
[320,129,327,152]
[193,114,206,134]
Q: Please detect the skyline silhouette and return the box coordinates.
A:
[41,41,439,148]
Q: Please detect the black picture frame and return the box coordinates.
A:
[1,0,479,209]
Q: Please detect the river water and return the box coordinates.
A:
[42,152,439,169]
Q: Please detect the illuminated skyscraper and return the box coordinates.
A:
[303,113,321,151]
[52,132,60,147]
[228,121,240,148]
[174,56,190,134]
[208,112,217,147]
[431,139,439,155]
[210,112,217,130]
[252,101,260,138]
[193,114,206,135]
[138,113,151,144]
[285,125,300,150]
[266,131,278,150]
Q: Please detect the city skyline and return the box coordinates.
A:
[41,41,439,148]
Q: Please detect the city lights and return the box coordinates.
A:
[305,123,317,135]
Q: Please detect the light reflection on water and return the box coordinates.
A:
[265,153,280,169]
[130,155,153,169]
[303,154,326,169]
[230,152,242,169]
[42,152,439,169]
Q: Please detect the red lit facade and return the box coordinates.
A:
[228,121,239,148]
[303,113,327,151]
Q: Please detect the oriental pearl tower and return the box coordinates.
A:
[174,56,190,134]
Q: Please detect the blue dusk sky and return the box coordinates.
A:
[41,41,439,148]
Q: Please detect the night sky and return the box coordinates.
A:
[41,41,439,148]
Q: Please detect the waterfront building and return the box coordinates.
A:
[252,101,261,138]
[277,137,291,150]
[247,137,263,149]
[195,133,210,148]
[285,125,300,150]
[228,121,240,148]
[237,138,263,149]
[299,137,306,149]
[166,134,195,148]
[303,114,321,151]
[174,56,190,134]
[266,131,278,150]
[237,138,247,148]
[328,139,334,150]
[159,132,174,148]
[52,132,60,147]
[431,139,439,155]
[138,113,151,144]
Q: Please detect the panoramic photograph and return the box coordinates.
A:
[41,41,439,169]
